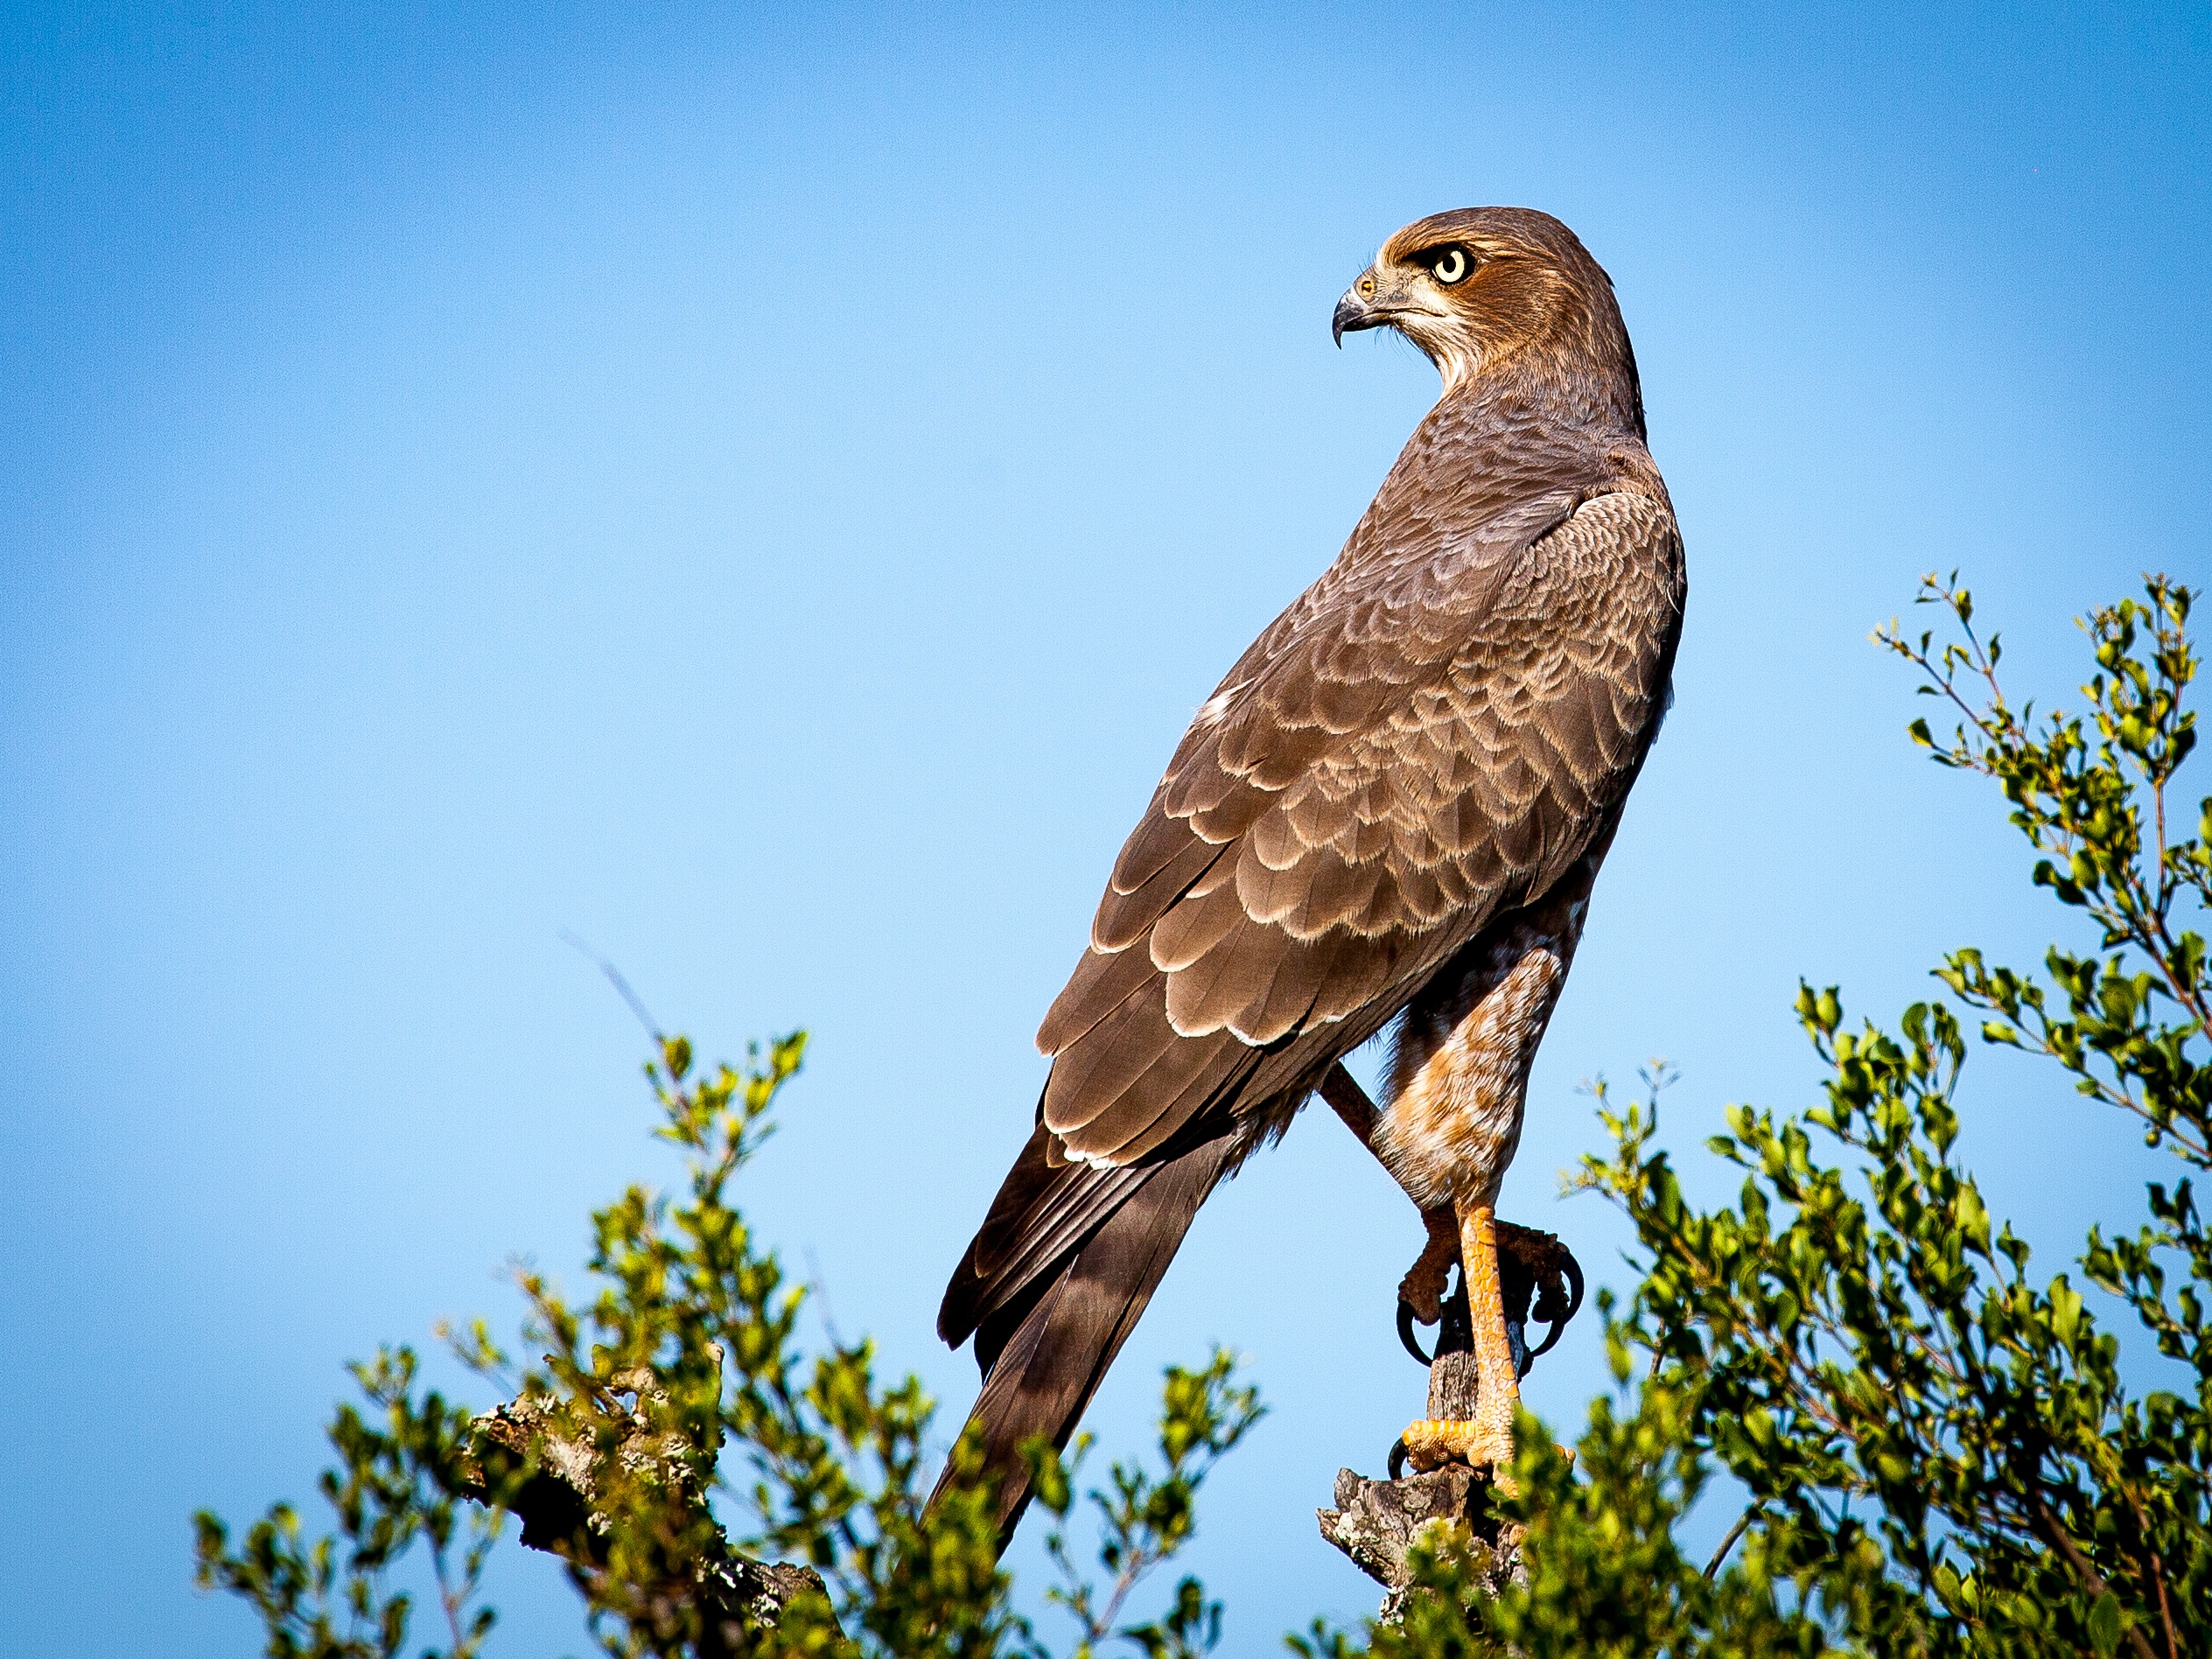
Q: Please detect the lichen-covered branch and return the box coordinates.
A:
[463,1376,833,1657]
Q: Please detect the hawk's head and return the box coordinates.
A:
[1334,207,1634,408]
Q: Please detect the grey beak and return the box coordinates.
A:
[1334,287,1384,347]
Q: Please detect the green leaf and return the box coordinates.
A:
[2088,1589,2123,1656]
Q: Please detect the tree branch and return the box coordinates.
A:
[2028,1494,2158,1659]
[462,1379,835,1656]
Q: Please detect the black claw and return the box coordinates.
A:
[1527,1246,1586,1363]
[1396,1297,1434,1366]
[1388,1437,1410,1481]
[1525,1315,1562,1364]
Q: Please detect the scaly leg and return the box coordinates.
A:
[1372,870,1599,1487]
[1399,1200,1520,1478]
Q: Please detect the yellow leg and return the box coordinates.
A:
[1399,1203,1519,1480]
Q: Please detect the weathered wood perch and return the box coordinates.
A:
[1318,1464,1524,1624]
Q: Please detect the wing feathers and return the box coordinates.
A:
[1028,489,1682,1169]
[1146,877,1247,973]
[1035,934,1160,1058]
[959,490,1680,1442]
[1093,832,1227,953]
[1041,974,1180,1123]
[1057,1030,1246,1162]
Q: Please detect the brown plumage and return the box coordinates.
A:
[935,207,1686,1541]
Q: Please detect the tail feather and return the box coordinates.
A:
[929,1135,1231,1546]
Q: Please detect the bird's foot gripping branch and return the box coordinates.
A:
[1322,1195,1586,1617]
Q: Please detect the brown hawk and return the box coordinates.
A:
[934,207,1684,1541]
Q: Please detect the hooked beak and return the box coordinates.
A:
[1333,282,1384,348]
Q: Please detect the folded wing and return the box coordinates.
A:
[940,486,1684,1354]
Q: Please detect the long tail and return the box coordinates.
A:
[929,1132,1232,1547]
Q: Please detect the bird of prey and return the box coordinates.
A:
[934,206,1685,1541]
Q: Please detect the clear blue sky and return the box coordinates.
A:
[4,4,2207,1652]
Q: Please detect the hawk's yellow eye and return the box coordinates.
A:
[1431,247,1470,285]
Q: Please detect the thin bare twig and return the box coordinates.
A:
[558,928,664,1040]
[1704,1506,1758,1579]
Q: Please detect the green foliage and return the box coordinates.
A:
[1027,1350,1264,1658]
[1293,1382,1855,1659]
[196,1032,1258,1657]
[192,1348,518,1659]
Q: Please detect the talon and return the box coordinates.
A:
[1397,1257,1452,1324]
[1526,1245,1585,1364]
[1396,1298,1434,1367]
[1494,1222,1586,1374]
[1559,1247,1586,1323]
[1398,1274,1445,1325]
